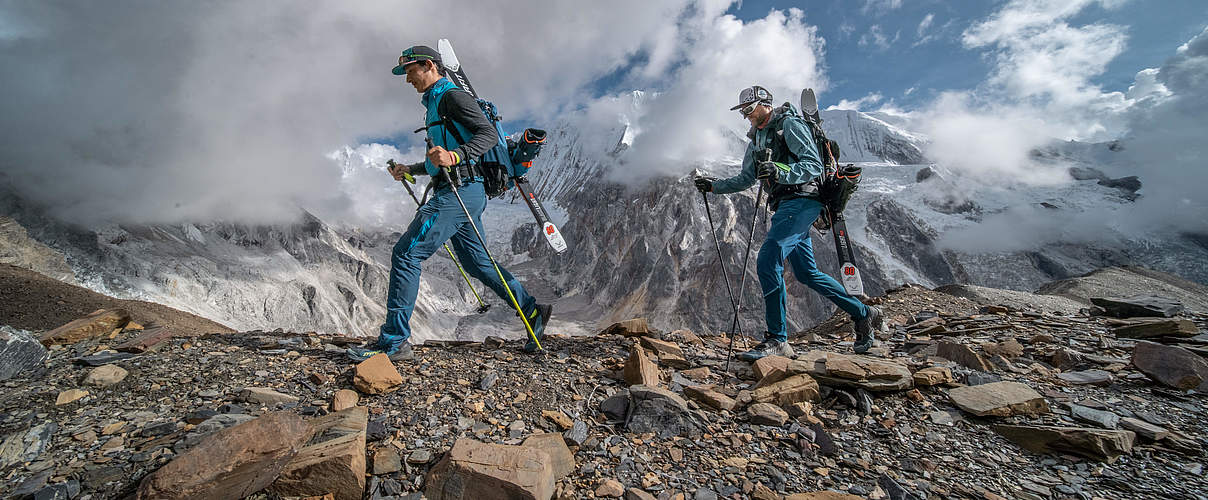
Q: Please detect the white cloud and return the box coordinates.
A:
[917,13,935,38]
[825,92,884,111]
[861,0,903,15]
[0,0,702,225]
[859,24,899,50]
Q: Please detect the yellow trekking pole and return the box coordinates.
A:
[425,150,542,352]
[389,159,490,314]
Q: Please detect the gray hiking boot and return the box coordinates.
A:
[346,342,414,362]
[853,306,883,354]
[737,338,795,362]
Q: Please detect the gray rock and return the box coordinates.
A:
[478,371,499,390]
[73,350,136,367]
[1056,369,1113,386]
[965,371,1002,386]
[177,414,255,451]
[32,480,80,500]
[692,488,719,500]
[1090,295,1184,318]
[1131,341,1208,392]
[0,422,57,468]
[626,385,696,438]
[600,392,630,421]
[563,420,589,447]
[1069,404,1120,429]
[0,326,47,381]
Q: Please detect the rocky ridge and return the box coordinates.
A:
[2,281,1206,499]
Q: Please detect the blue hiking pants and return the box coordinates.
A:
[377,181,535,349]
[757,196,869,342]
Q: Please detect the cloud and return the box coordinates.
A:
[859,24,899,50]
[825,92,884,111]
[0,0,701,225]
[917,13,936,38]
[566,7,826,184]
[861,0,903,15]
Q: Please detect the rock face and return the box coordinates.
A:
[0,326,47,381]
[425,438,555,500]
[947,382,1049,417]
[1130,341,1208,392]
[792,351,913,392]
[993,425,1135,463]
[353,354,403,394]
[39,309,130,346]
[137,411,313,500]
[270,407,368,500]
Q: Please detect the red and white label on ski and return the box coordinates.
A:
[543,222,568,253]
[840,263,865,297]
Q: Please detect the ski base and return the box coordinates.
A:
[514,177,568,253]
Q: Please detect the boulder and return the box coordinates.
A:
[993,425,1135,463]
[751,374,821,407]
[83,364,128,387]
[1056,369,1113,386]
[521,433,574,480]
[271,407,368,500]
[1090,295,1184,318]
[602,318,651,337]
[425,438,555,500]
[747,403,789,426]
[138,411,313,499]
[1111,319,1199,339]
[331,389,359,411]
[791,351,913,392]
[626,385,696,438]
[0,326,47,381]
[912,367,953,387]
[1131,341,1208,392]
[40,308,130,346]
[623,346,660,387]
[947,381,1049,417]
[935,341,994,372]
[599,393,629,421]
[353,354,404,394]
[683,384,737,412]
[241,387,300,406]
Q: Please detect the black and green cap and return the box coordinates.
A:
[392,45,441,75]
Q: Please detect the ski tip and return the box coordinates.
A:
[437,38,460,72]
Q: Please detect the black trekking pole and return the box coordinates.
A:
[700,181,746,373]
[428,143,543,352]
[389,160,489,314]
[726,177,764,371]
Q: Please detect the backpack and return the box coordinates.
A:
[459,99,547,198]
[800,116,860,228]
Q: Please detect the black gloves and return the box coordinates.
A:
[694,176,716,193]
[757,161,779,181]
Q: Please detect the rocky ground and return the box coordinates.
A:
[2,279,1207,499]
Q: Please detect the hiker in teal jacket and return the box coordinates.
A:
[348,45,551,362]
[695,85,882,359]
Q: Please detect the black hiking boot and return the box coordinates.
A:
[853,306,883,354]
[737,338,795,362]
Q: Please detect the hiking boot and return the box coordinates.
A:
[737,338,795,362]
[346,342,414,362]
[522,303,553,353]
[853,306,883,354]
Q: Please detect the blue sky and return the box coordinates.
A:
[588,0,1208,112]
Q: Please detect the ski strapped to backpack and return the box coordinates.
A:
[800,88,865,297]
[436,39,567,254]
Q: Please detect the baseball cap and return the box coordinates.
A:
[392,45,441,75]
[729,85,773,110]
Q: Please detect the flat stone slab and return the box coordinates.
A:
[948,381,1049,417]
[1056,369,1113,386]
[791,351,913,392]
[1111,319,1199,339]
[993,425,1135,463]
[0,326,47,381]
[1091,295,1184,318]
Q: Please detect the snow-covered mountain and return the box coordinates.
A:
[4,102,1207,341]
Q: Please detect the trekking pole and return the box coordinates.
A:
[726,179,763,369]
[389,160,489,314]
[430,145,543,352]
[700,185,745,372]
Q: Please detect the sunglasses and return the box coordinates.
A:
[739,101,760,117]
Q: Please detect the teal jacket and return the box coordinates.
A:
[420,78,495,177]
[712,103,824,194]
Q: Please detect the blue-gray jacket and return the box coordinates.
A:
[712,103,824,195]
